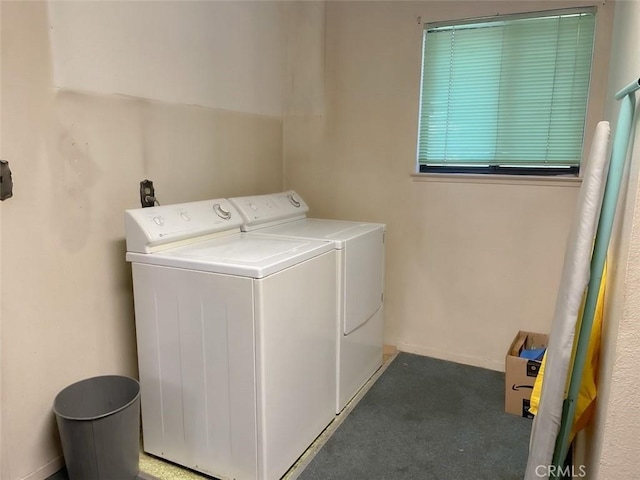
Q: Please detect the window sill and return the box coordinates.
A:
[410,172,583,187]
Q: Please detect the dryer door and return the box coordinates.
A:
[343,227,384,335]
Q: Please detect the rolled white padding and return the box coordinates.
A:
[524,121,611,479]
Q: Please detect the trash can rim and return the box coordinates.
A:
[53,375,140,421]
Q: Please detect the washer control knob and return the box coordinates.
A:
[249,203,258,211]
[180,212,191,222]
[153,216,164,226]
[287,194,301,208]
[213,203,232,220]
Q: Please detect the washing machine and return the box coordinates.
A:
[229,191,385,413]
[125,198,337,480]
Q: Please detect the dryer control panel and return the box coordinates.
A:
[125,199,242,253]
[229,191,309,231]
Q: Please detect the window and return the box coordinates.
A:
[416,9,596,176]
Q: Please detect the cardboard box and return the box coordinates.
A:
[505,331,549,418]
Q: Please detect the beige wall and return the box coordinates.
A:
[284,0,614,370]
[0,2,283,479]
[0,0,627,478]
[48,1,284,116]
[0,2,3,475]
[584,0,640,477]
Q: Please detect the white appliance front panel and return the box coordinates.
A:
[131,251,338,480]
[338,307,384,411]
[126,233,333,279]
[244,215,386,413]
[131,264,258,480]
[255,250,337,480]
[343,228,385,334]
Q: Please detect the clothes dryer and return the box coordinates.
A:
[229,191,385,413]
[125,198,336,480]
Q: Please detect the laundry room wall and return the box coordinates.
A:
[580,0,640,477]
[0,2,284,479]
[283,0,614,370]
[0,2,4,473]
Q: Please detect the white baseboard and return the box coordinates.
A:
[397,342,504,372]
[19,456,64,480]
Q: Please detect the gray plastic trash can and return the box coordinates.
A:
[53,375,141,480]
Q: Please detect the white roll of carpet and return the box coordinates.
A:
[524,121,610,480]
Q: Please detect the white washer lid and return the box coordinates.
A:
[126,233,333,279]
[255,218,385,249]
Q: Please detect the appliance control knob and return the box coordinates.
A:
[153,216,164,226]
[249,203,258,211]
[180,212,191,222]
[213,203,232,220]
[287,194,301,208]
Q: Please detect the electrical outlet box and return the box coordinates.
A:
[140,179,155,207]
[0,160,13,201]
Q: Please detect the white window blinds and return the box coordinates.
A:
[417,9,596,172]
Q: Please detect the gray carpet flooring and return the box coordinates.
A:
[298,352,532,480]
